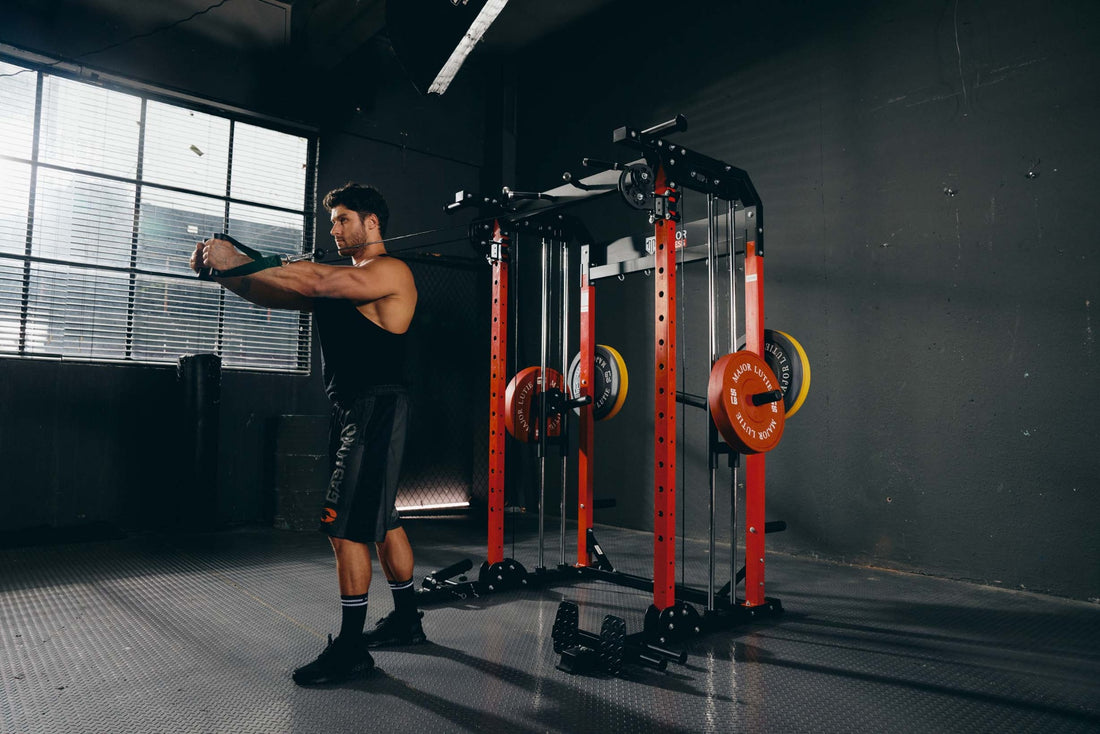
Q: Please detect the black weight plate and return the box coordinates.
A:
[764,329,809,418]
[736,330,808,418]
[568,345,628,421]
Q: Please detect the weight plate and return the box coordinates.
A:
[504,366,564,442]
[769,330,810,418]
[603,346,629,420]
[567,345,629,421]
[567,355,583,415]
[707,350,785,454]
[737,330,811,419]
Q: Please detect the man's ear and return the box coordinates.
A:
[366,213,380,231]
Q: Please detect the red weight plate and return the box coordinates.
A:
[504,366,564,442]
[707,351,786,454]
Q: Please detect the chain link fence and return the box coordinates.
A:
[397,255,488,512]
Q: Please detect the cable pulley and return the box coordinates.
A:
[618,163,655,211]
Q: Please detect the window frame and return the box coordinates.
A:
[0,50,319,374]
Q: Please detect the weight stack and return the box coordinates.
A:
[177,353,221,530]
[271,415,329,531]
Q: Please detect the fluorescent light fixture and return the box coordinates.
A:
[427,0,510,94]
[396,500,472,513]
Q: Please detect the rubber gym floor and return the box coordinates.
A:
[1,517,1097,734]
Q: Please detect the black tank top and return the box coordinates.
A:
[314,298,408,403]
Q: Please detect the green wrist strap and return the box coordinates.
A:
[217,232,262,259]
[206,233,284,278]
[216,254,283,277]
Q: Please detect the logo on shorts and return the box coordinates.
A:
[321,507,337,524]
[326,421,359,504]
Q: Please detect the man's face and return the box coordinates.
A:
[329,205,372,255]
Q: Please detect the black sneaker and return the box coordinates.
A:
[363,610,427,648]
[292,634,375,686]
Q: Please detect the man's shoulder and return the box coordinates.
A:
[381,254,413,272]
[376,256,417,294]
[359,254,412,277]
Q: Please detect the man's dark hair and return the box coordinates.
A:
[323,182,389,237]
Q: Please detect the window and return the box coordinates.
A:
[0,57,316,372]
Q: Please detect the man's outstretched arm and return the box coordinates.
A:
[194,237,412,308]
[191,239,314,311]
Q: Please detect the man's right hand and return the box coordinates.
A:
[191,238,253,276]
[190,242,206,274]
[200,237,252,273]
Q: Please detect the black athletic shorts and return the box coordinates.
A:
[320,386,408,543]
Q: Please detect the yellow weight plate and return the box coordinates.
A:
[772,330,810,418]
[601,345,629,421]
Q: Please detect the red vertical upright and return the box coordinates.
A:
[577,246,595,566]
[743,234,766,605]
[653,168,678,611]
[487,220,509,565]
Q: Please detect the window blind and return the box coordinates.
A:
[0,58,315,373]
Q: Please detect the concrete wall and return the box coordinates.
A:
[513,0,1100,600]
[0,2,492,536]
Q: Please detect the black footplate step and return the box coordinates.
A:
[551,600,687,676]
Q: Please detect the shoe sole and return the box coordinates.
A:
[364,631,428,649]
[293,660,375,686]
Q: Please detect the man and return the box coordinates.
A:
[190,182,426,686]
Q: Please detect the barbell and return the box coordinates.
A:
[503,331,809,453]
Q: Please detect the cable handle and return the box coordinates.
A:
[199,233,283,279]
[213,232,262,259]
[197,231,253,280]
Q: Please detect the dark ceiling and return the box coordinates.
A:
[23,0,620,72]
